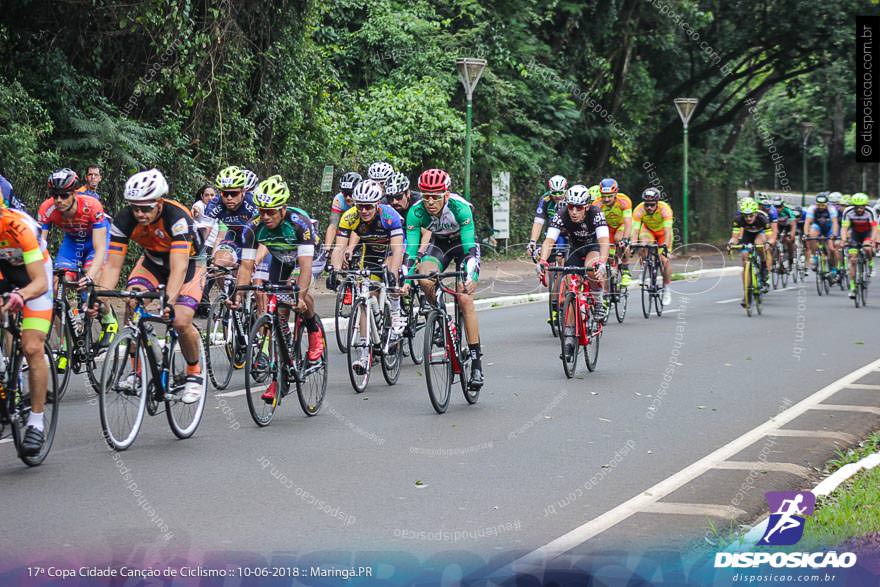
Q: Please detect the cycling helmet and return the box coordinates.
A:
[241,169,259,192]
[828,192,842,204]
[215,165,247,190]
[565,184,592,206]
[252,175,290,209]
[851,192,870,206]
[756,193,771,207]
[815,193,829,204]
[588,185,602,201]
[599,178,619,195]
[418,168,451,192]
[385,172,410,196]
[339,171,362,194]
[770,194,784,206]
[48,168,80,193]
[352,179,384,204]
[739,197,759,214]
[124,168,169,202]
[840,194,851,206]
[548,175,568,192]
[368,161,394,183]
[642,187,662,202]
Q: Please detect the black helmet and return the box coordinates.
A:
[48,168,80,193]
[339,171,362,195]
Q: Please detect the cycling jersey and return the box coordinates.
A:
[0,174,27,212]
[775,205,797,229]
[0,208,53,332]
[759,206,779,222]
[632,201,674,233]
[546,205,609,251]
[387,191,423,217]
[75,185,101,200]
[841,207,877,235]
[337,204,404,258]
[805,205,838,226]
[330,192,353,226]
[203,192,259,261]
[250,208,316,266]
[109,199,202,266]
[598,194,633,229]
[404,194,475,260]
[534,191,565,225]
[38,194,106,242]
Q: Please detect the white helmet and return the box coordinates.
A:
[241,169,259,192]
[352,179,384,204]
[828,192,842,204]
[368,161,394,183]
[124,168,168,202]
[548,175,568,192]
[565,184,592,206]
[770,194,784,206]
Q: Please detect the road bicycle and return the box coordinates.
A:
[605,242,629,323]
[240,283,327,426]
[95,286,207,450]
[333,271,357,353]
[403,270,478,414]
[402,283,427,365]
[793,234,808,282]
[340,268,403,393]
[0,297,59,466]
[550,266,603,377]
[545,248,567,336]
[770,239,791,289]
[48,268,105,399]
[729,243,764,317]
[202,263,254,390]
[805,236,834,296]
[846,241,871,308]
[630,243,665,318]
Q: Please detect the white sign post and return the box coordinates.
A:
[491,171,510,241]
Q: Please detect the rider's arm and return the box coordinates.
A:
[87,224,108,282]
[166,247,190,304]
[404,205,424,268]
[540,226,561,262]
[100,230,129,290]
[330,235,349,268]
[387,234,404,273]
[296,254,313,293]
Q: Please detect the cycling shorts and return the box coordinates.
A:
[55,221,111,271]
[126,256,206,312]
[420,238,480,277]
[847,230,873,248]
[0,258,54,334]
[810,223,833,238]
[638,227,669,248]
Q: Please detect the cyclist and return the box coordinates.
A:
[405,168,484,389]
[75,164,103,200]
[841,192,877,298]
[527,175,568,260]
[756,194,779,291]
[327,180,405,373]
[596,178,633,286]
[205,165,260,271]
[771,194,798,271]
[38,168,117,355]
[385,172,422,216]
[536,184,609,355]
[241,168,259,195]
[233,175,325,402]
[0,173,28,212]
[631,187,674,306]
[324,171,361,256]
[729,198,770,305]
[368,161,395,189]
[0,204,53,455]
[805,192,839,275]
[97,169,206,404]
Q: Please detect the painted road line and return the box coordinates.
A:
[716,286,799,304]
[216,389,247,398]
[845,383,880,390]
[641,502,745,520]
[768,429,858,443]
[499,356,880,576]
[713,460,812,478]
[809,403,880,416]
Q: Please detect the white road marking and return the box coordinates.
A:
[716,286,799,304]
[216,389,247,398]
[641,502,746,519]
[714,460,812,478]
[502,356,880,575]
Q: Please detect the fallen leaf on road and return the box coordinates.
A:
[591,392,598,395]
[415,480,427,487]
[855,341,865,346]
[697,405,706,410]
[599,417,611,422]
[724,363,732,367]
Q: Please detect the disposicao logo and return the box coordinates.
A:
[760,491,815,546]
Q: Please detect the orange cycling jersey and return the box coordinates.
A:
[109,199,202,266]
[632,201,674,233]
[0,208,48,269]
[599,194,633,229]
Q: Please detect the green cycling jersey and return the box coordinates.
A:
[404,194,476,260]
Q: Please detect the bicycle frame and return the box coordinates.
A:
[405,271,466,375]
[551,267,600,345]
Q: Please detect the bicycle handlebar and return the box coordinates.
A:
[404,270,466,281]
[547,266,599,274]
[235,283,300,294]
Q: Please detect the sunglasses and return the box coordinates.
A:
[51,191,75,200]
[356,203,377,211]
[257,207,282,215]
[130,203,158,213]
[221,190,243,198]
[387,193,405,200]
[422,192,446,201]
[568,204,588,212]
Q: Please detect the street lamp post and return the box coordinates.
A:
[819,130,832,190]
[674,97,698,248]
[456,58,487,201]
[800,122,814,207]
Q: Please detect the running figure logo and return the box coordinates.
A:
[760,491,816,546]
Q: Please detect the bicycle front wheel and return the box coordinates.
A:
[244,314,281,426]
[423,310,452,414]
[335,281,355,353]
[584,310,601,372]
[380,305,402,386]
[204,300,235,390]
[294,316,327,416]
[548,270,561,337]
[48,306,72,401]
[559,293,579,379]
[346,300,372,393]
[743,261,753,316]
[406,288,426,365]
[98,328,147,451]
[16,342,60,466]
[166,327,207,439]
[614,267,628,323]
[640,265,652,319]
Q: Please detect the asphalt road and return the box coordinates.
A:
[1,268,879,576]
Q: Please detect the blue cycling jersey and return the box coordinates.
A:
[0,175,27,212]
[204,192,259,238]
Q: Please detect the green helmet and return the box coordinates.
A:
[588,185,601,201]
[851,192,870,206]
[215,165,247,190]
[253,175,290,209]
[739,197,759,214]
[840,194,851,206]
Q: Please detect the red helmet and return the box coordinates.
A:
[418,168,451,192]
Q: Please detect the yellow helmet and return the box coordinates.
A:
[214,165,247,190]
[253,175,290,209]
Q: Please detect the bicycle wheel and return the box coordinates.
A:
[335,281,355,353]
[654,288,664,317]
[406,288,426,365]
[380,305,403,386]
[559,293,579,378]
[780,249,790,288]
[548,270,560,337]
[83,315,106,394]
[244,314,282,426]
[165,328,207,439]
[346,299,372,393]
[640,265,652,319]
[294,316,327,416]
[48,305,72,401]
[454,308,477,404]
[204,300,235,390]
[584,308,600,372]
[13,342,60,466]
[753,265,763,316]
[743,261,753,317]
[614,267,628,323]
[98,327,147,451]
[423,310,452,414]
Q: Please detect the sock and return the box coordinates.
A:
[468,343,481,366]
[27,411,44,432]
[305,314,320,333]
[186,359,201,376]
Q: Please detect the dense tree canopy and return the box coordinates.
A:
[0,0,868,242]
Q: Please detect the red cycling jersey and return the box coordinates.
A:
[38,194,106,241]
